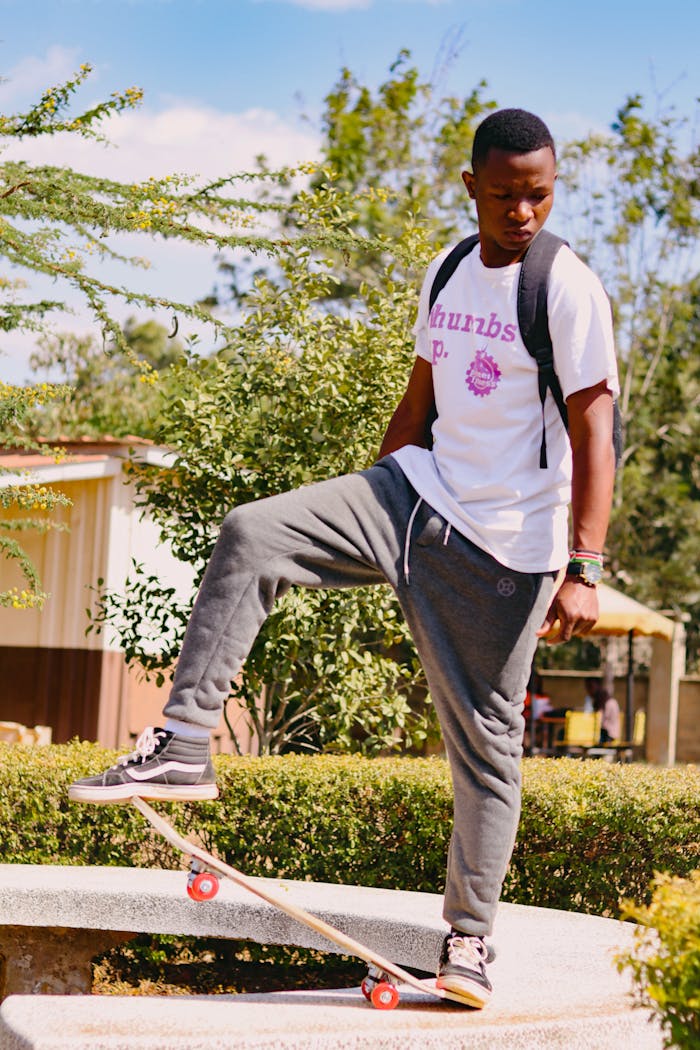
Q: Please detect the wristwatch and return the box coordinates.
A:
[566,560,603,586]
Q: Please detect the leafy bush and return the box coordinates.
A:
[1,744,699,920]
[617,872,700,1050]
[509,758,700,915]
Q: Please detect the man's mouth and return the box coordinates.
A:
[504,227,533,242]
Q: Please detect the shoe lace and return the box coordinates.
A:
[116,727,166,767]
[447,934,488,969]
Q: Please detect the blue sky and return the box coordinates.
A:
[2,0,696,137]
[3,0,698,135]
[2,0,700,381]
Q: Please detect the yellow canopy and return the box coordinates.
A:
[591,583,676,641]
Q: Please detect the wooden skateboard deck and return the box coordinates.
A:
[131,796,479,1010]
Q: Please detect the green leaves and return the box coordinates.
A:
[94,182,438,754]
[559,95,700,668]
[0,63,143,142]
[617,872,700,1050]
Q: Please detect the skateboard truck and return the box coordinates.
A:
[360,963,401,1010]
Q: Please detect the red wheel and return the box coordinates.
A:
[361,976,373,1001]
[370,981,400,1010]
[187,871,219,901]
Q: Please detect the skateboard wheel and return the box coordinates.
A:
[361,976,373,1001]
[370,981,400,1010]
[187,871,219,901]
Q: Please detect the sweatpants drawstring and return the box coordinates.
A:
[444,523,452,546]
[403,497,423,585]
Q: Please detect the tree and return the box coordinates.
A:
[557,96,700,667]
[0,63,382,609]
[610,276,700,662]
[0,381,71,608]
[1,62,382,354]
[91,197,439,755]
[26,318,184,439]
[317,48,494,237]
[216,49,495,309]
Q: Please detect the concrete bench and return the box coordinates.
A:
[0,863,449,997]
[0,867,664,1049]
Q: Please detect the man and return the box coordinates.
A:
[70,109,618,1008]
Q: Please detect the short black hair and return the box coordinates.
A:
[471,109,555,170]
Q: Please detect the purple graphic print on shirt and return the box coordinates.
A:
[465,348,502,397]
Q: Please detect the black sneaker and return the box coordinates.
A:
[68,727,218,803]
[436,930,493,1007]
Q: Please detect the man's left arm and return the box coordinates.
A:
[537,380,615,643]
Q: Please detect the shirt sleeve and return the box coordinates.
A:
[547,246,620,400]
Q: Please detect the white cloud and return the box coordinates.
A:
[544,110,609,143]
[1,94,320,383]
[2,101,319,183]
[0,45,84,109]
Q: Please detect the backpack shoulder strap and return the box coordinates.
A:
[517,230,568,468]
[424,234,479,449]
[428,233,480,312]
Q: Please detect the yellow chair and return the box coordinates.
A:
[554,711,601,757]
[613,710,646,762]
[585,709,646,763]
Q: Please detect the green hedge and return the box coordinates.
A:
[1,742,699,917]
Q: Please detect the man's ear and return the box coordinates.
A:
[462,170,476,200]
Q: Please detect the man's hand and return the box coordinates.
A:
[537,579,599,644]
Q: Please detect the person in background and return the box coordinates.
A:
[594,685,621,744]
[582,676,599,714]
[530,672,553,720]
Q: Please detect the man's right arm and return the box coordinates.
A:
[377,356,435,459]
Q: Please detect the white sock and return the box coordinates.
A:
[164,718,211,740]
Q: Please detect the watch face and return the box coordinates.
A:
[582,562,603,584]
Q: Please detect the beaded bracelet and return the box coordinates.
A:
[569,549,604,565]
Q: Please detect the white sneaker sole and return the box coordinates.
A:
[436,973,492,1009]
[68,782,219,804]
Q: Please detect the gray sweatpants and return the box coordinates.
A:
[164,457,554,935]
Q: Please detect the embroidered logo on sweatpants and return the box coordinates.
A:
[497,577,516,597]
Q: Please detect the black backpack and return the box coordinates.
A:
[427,229,623,468]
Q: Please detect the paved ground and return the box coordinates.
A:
[0,895,664,1049]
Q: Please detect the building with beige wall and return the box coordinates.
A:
[0,439,247,752]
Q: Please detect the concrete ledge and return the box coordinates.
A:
[0,864,449,984]
[0,864,664,1048]
[0,982,662,1050]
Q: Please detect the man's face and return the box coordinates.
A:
[462,146,556,268]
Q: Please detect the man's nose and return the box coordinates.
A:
[509,199,533,221]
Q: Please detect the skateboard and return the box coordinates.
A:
[132,795,479,1010]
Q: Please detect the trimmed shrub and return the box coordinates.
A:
[1,743,699,918]
[510,758,700,915]
[616,872,700,1050]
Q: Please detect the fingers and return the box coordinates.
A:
[536,592,560,639]
[537,582,599,644]
[541,610,598,644]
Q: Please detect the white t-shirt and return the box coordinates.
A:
[392,242,619,573]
